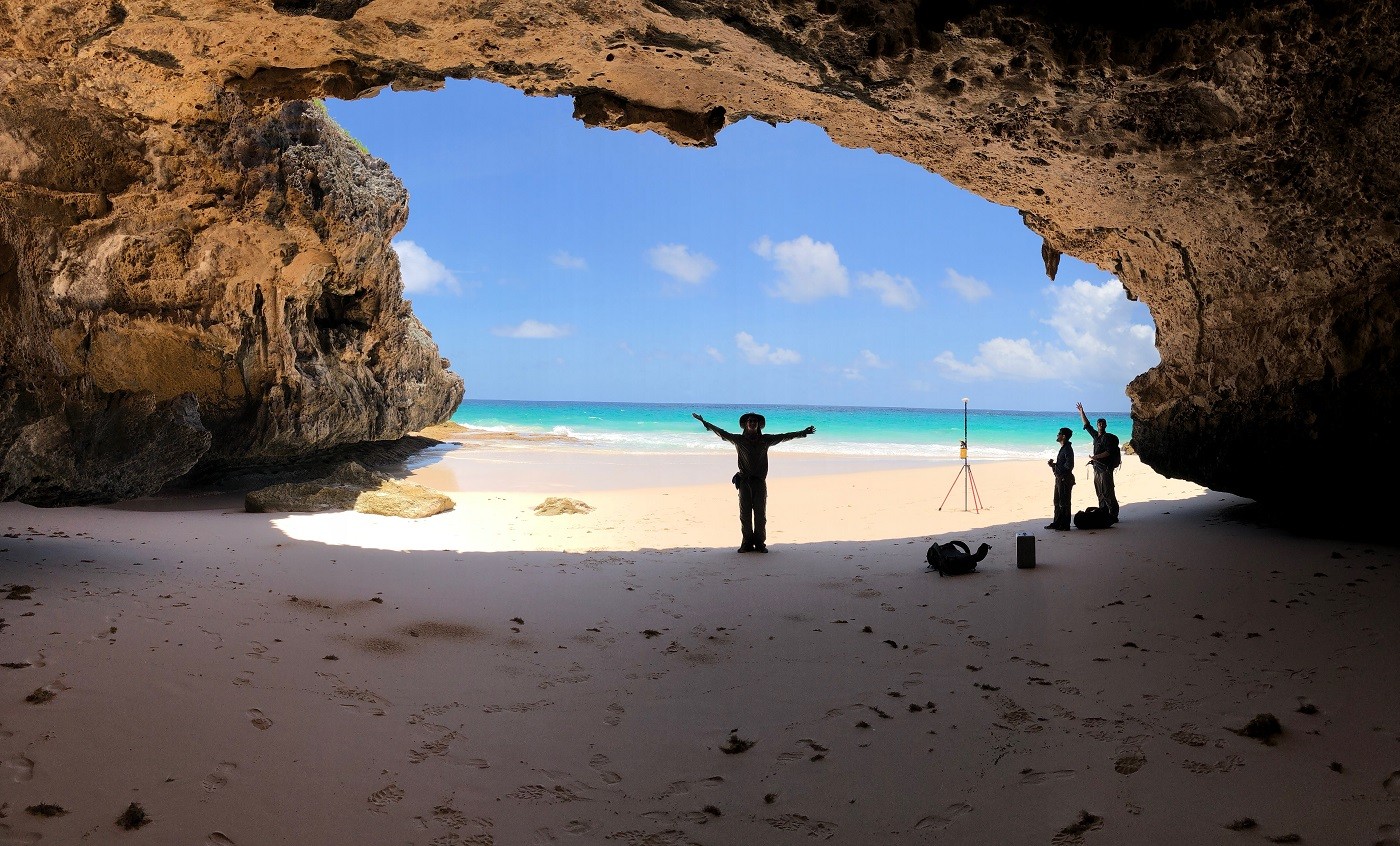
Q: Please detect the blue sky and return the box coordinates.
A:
[325,79,1156,412]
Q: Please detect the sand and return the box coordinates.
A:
[0,445,1396,845]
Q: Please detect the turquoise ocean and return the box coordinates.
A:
[450,400,1131,464]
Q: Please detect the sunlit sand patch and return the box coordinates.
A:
[271,505,542,554]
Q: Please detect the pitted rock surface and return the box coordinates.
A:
[1,2,1395,525]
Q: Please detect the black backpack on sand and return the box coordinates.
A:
[926,540,991,576]
[1073,507,1115,529]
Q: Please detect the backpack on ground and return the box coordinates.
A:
[926,540,991,576]
[1073,506,1115,529]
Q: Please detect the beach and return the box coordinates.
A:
[1,442,1396,845]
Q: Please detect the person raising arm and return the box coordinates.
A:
[693,411,815,553]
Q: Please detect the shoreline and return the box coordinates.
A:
[1,445,1396,844]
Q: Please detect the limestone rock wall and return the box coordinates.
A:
[0,65,463,503]
[1,1,1395,521]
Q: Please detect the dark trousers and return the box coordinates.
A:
[739,478,768,547]
[1052,477,1073,528]
[1093,467,1119,519]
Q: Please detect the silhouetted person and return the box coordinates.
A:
[693,411,815,553]
[1077,402,1121,523]
[1046,426,1075,530]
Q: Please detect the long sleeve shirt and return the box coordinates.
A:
[701,421,809,480]
[1052,441,1075,481]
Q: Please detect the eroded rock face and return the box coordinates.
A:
[245,461,454,518]
[1,76,463,503]
[2,1,1396,522]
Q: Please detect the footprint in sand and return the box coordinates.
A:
[246,641,278,663]
[1019,769,1076,785]
[4,753,35,781]
[331,684,392,708]
[202,761,237,791]
[246,709,273,730]
[1182,754,1243,774]
[429,803,489,832]
[1115,751,1146,774]
[653,776,724,800]
[603,702,624,726]
[509,783,589,804]
[205,833,236,845]
[0,825,41,844]
[1170,727,1210,747]
[482,700,551,714]
[588,753,622,784]
[766,814,838,838]
[409,730,459,763]
[366,783,405,813]
[564,820,596,836]
[914,803,973,830]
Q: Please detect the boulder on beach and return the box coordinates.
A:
[532,497,594,516]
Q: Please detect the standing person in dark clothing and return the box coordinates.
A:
[1046,426,1075,530]
[693,411,816,553]
[1076,402,1121,523]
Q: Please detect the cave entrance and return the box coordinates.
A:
[324,79,1155,492]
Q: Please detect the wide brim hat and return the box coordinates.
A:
[739,412,766,429]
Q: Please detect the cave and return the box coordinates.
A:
[2,1,1396,528]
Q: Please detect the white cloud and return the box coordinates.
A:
[857,270,921,310]
[858,349,889,368]
[942,268,992,303]
[552,251,587,270]
[736,331,801,365]
[649,243,716,285]
[705,346,725,363]
[393,240,460,295]
[839,349,889,381]
[931,278,1157,384]
[492,319,571,339]
[752,235,849,303]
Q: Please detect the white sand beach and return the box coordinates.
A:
[1,445,1396,845]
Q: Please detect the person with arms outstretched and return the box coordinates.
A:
[1046,426,1075,530]
[694,411,815,553]
[1076,402,1121,523]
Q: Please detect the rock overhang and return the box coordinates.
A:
[0,0,1395,529]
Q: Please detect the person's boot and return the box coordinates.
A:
[738,544,754,553]
[755,544,768,553]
